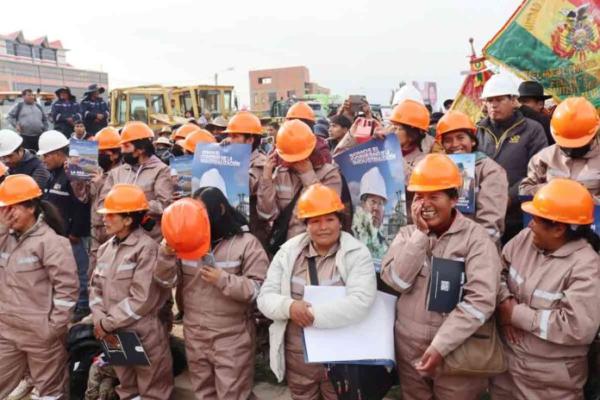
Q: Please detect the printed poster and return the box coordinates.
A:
[67,139,98,181]
[448,153,476,214]
[334,134,407,271]
[170,155,193,198]
[192,143,251,220]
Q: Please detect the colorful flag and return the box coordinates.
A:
[483,0,600,107]
[450,56,494,123]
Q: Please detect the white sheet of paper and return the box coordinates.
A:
[303,286,396,364]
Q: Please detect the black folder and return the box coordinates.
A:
[101,331,150,366]
[427,257,466,314]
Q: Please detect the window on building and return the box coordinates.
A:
[16,44,32,58]
[41,48,57,62]
[258,77,272,85]
[287,90,296,99]
[6,41,16,55]
[130,95,148,122]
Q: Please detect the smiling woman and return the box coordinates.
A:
[381,154,502,400]
[258,183,377,399]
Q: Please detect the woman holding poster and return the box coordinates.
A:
[257,120,342,246]
[258,183,376,399]
[436,110,509,243]
[381,154,501,400]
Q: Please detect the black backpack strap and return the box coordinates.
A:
[307,257,319,286]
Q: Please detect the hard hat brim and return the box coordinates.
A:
[297,204,345,220]
[0,136,24,157]
[406,183,460,192]
[521,201,593,225]
[176,241,210,261]
[97,206,149,214]
[276,147,314,163]
[551,127,598,149]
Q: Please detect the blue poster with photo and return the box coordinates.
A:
[334,134,406,271]
[593,206,600,236]
[448,153,476,215]
[67,139,98,181]
[170,155,193,197]
[192,143,251,220]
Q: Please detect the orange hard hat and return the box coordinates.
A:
[276,120,317,163]
[296,183,344,219]
[0,174,42,207]
[120,122,154,144]
[172,123,201,141]
[436,110,476,138]
[286,102,316,122]
[521,178,594,225]
[161,198,211,260]
[551,97,599,148]
[97,184,149,214]
[407,153,462,192]
[390,100,430,132]
[224,111,263,135]
[182,129,216,153]
[94,127,121,150]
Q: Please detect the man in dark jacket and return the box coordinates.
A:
[518,81,554,145]
[0,129,49,188]
[80,84,109,134]
[476,75,548,243]
[38,130,91,322]
[51,87,81,137]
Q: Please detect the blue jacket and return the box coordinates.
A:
[51,99,81,136]
[80,96,109,134]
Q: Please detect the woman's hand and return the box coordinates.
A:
[411,200,429,234]
[263,152,277,180]
[199,266,222,285]
[415,346,443,377]
[289,300,314,327]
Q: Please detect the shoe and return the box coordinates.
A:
[6,378,33,400]
[173,312,184,325]
[71,307,91,323]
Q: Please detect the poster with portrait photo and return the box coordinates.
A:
[334,134,407,271]
[448,153,476,214]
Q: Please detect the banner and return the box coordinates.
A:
[483,0,600,107]
[448,153,476,214]
[67,139,98,181]
[450,56,494,122]
[170,155,193,197]
[192,143,251,220]
[334,135,407,271]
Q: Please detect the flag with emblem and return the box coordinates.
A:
[483,0,600,107]
[450,54,494,123]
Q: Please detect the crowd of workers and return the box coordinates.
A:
[0,72,598,400]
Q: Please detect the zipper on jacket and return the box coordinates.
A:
[482,118,525,159]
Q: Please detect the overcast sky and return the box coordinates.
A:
[4,0,522,109]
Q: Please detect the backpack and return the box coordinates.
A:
[67,324,103,400]
[14,101,45,121]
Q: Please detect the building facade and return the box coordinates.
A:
[0,31,108,99]
[249,66,330,113]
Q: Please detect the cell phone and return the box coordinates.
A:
[349,95,366,114]
[202,252,216,268]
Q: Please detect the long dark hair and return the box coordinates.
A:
[22,199,66,236]
[401,123,425,151]
[193,186,247,244]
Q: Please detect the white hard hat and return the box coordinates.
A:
[0,129,24,157]
[37,130,69,156]
[360,167,388,201]
[392,85,424,106]
[155,136,172,146]
[481,74,519,99]
[198,168,228,198]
